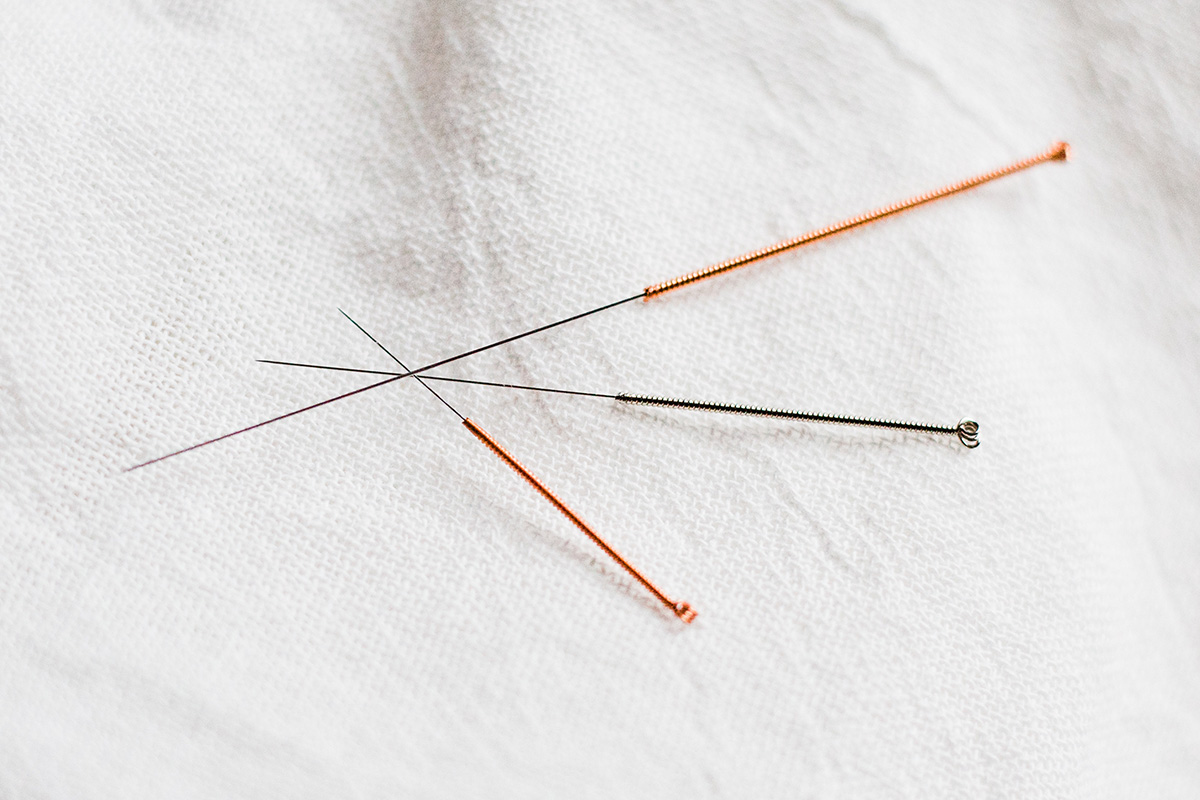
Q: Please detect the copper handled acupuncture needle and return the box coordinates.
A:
[126,141,1066,471]
[256,360,982,448]
[335,310,698,624]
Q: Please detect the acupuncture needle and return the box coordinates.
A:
[127,141,1066,471]
[257,359,981,448]
[337,309,698,624]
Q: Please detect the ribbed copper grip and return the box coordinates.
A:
[642,141,1070,299]
[462,418,696,623]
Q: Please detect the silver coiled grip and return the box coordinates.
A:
[616,394,980,449]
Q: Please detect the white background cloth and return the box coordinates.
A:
[2,1,1198,797]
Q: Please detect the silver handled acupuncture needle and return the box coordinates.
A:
[126,142,1064,471]
[256,359,981,448]
[336,310,698,624]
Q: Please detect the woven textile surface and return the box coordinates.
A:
[2,1,1198,797]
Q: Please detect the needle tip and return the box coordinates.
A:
[1050,141,1071,162]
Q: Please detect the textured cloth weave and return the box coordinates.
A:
[2,1,1199,797]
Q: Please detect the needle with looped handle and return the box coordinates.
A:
[336,310,698,625]
[256,358,982,448]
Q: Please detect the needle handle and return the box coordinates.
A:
[642,141,1070,299]
[462,418,697,623]
[617,394,980,448]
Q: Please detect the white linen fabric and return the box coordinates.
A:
[2,1,1198,797]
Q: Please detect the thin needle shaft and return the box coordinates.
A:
[256,359,619,400]
[124,374,403,471]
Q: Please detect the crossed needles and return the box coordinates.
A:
[128,141,1070,623]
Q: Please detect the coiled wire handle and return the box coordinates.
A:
[617,394,980,448]
[643,141,1070,299]
[463,418,697,622]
